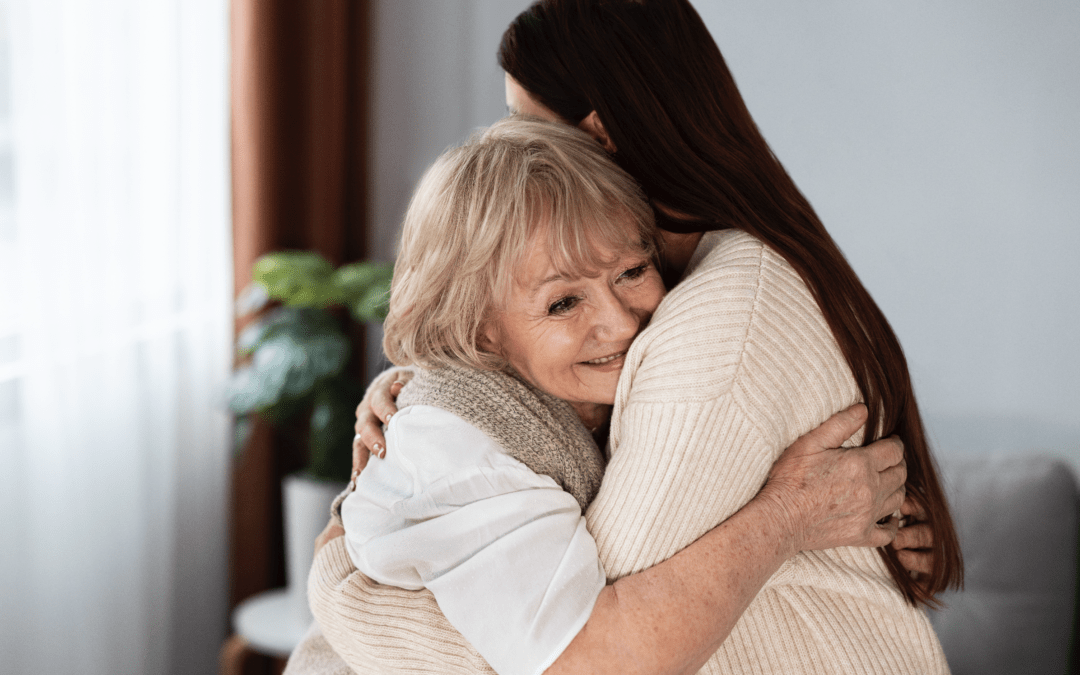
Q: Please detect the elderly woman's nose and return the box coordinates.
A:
[593,290,640,339]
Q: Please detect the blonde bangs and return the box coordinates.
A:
[489,139,657,302]
[542,197,655,279]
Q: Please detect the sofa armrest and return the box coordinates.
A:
[930,454,1079,675]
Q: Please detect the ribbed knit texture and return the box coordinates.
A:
[305,538,491,675]
[301,230,950,674]
[284,623,358,675]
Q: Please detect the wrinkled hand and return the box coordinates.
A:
[891,497,934,577]
[352,367,413,473]
[314,518,345,558]
[759,404,907,553]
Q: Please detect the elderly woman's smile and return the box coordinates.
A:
[483,219,665,427]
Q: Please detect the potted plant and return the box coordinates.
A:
[229,251,393,624]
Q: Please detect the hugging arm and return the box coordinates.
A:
[351,366,413,469]
[313,404,904,675]
[352,366,935,576]
[549,405,905,675]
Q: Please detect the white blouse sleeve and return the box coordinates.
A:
[340,405,606,675]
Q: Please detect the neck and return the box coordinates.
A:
[658,229,704,285]
[571,402,612,433]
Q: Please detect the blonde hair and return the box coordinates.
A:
[382,116,656,370]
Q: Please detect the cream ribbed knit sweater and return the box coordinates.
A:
[306,230,949,675]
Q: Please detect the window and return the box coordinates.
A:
[0,2,232,673]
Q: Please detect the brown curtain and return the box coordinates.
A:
[228,0,372,656]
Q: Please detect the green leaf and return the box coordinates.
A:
[334,262,393,304]
[235,282,270,317]
[260,390,314,425]
[238,307,337,356]
[246,306,332,344]
[227,363,289,415]
[231,307,350,421]
[236,317,271,356]
[255,332,348,400]
[308,378,366,482]
[253,251,343,307]
[349,278,392,323]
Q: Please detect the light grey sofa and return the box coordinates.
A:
[929,454,1079,674]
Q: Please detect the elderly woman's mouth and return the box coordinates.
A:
[583,351,627,366]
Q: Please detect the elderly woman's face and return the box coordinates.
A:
[483,218,665,415]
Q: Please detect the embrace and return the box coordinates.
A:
[290,2,962,674]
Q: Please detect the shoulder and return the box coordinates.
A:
[670,229,818,334]
[617,230,813,402]
[343,405,559,529]
[383,405,517,482]
[615,230,859,447]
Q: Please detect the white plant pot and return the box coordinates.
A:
[282,473,348,625]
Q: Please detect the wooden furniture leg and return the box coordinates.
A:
[220,634,255,675]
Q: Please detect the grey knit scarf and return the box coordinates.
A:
[396,364,606,510]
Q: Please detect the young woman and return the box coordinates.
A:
[493,0,960,608]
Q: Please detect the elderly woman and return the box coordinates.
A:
[291,117,915,675]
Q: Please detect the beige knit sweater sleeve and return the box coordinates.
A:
[308,536,495,675]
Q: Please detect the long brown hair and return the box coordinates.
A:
[499,0,961,607]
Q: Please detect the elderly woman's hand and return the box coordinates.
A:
[759,404,907,554]
[352,367,414,472]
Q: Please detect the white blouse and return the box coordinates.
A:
[340,404,607,675]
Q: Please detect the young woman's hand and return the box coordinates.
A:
[892,497,934,578]
[758,404,907,554]
[351,367,413,473]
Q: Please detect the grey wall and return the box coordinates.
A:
[368,0,1080,470]
[368,0,523,260]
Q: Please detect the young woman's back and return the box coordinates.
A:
[590,229,949,674]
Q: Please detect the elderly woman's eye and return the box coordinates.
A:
[548,296,579,315]
[620,263,650,281]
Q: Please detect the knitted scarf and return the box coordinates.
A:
[396,364,605,510]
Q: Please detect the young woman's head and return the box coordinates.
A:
[383,117,663,412]
[500,0,774,233]
[500,0,963,606]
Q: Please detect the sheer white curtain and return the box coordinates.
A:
[0,1,232,674]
